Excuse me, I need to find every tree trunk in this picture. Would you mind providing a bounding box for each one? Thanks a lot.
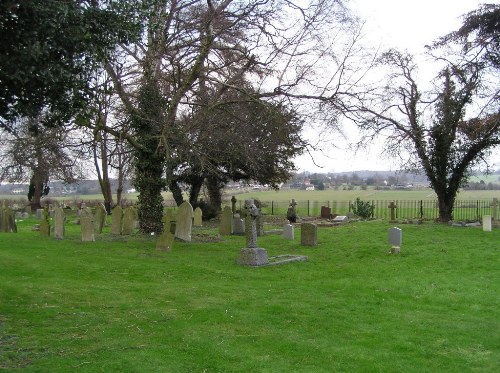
[206,176,224,213]
[188,177,204,206]
[436,192,455,223]
[169,179,184,206]
[93,132,114,214]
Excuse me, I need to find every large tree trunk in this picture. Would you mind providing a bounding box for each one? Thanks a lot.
[206,176,224,213]
[188,176,204,206]
[169,179,184,206]
[436,191,455,223]
[93,130,114,214]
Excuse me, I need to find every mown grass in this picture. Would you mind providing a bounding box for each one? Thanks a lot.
[1,216,499,372]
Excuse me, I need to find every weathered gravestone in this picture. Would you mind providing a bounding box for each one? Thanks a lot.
[39,207,51,237]
[332,215,348,223]
[490,198,500,228]
[219,206,233,235]
[193,207,203,227]
[122,207,138,235]
[388,227,402,254]
[320,206,332,219]
[283,223,294,240]
[157,211,176,252]
[53,205,65,239]
[80,208,95,242]
[175,201,194,242]
[233,214,245,235]
[94,203,107,234]
[300,223,317,246]
[388,201,397,222]
[483,215,492,232]
[238,199,269,266]
[0,201,17,233]
[36,208,44,220]
[111,205,123,235]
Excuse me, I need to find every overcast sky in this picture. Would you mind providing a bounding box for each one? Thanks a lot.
[294,0,496,173]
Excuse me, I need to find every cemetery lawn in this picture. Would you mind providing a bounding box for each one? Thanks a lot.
[1,218,499,372]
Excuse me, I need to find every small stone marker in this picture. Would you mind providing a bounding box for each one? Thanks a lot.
[80,209,95,242]
[332,215,348,222]
[283,223,294,240]
[219,206,233,235]
[388,201,397,222]
[53,205,65,239]
[233,216,245,235]
[39,207,50,237]
[193,207,203,227]
[94,203,107,234]
[388,227,402,254]
[301,223,317,246]
[111,205,123,235]
[483,215,492,232]
[175,201,194,242]
[122,207,138,235]
[36,209,44,220]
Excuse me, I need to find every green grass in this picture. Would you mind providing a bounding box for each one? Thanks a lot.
[1,215,499,372]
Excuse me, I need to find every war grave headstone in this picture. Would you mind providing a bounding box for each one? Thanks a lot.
[300,222,317,246]
[122,207,138,235]
[483,215,492,232]
[111,205,123,235]
[80,208,95,242]
[219,205,233,235]
[388,227,402,254]
[53,204,65,239]
[283,223,294,240]
[39,207,51,237]
[233,213,245,235]
[388,201,397,222]
[0,201,17,233]
[193,207,203,227]
[175,201,194,242]
[94,203,107,234]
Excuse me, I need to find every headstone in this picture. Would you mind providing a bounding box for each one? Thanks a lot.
[0,202,17,233]
[175,201,194,242]
[53,205,65,239]
[388,227,402,254]
[193,207,203,227]
[320,206,332,219]
[156,219,175,252]
[490,198,499,221]
[238,199,269,266]
[122,207,138,235]
[283,224,294,240]
[300,223,317,246]
[36,209,44,220]
[219,206,233,235]
[39,207,50,237]
[231,196,237,215]
[388,201,397,222]
[162,210,177,234]
[483,215,492,232]
[233,217,245,235]
[111,205,123,235]
[94,203,107,234]
[80,209,95,242]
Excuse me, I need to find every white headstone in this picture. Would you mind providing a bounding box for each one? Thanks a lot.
[332,215,348,222]
[283,224,294,240]
[388,227,402,253]
[483,215,492,232]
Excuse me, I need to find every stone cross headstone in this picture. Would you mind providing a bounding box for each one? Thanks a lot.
[53,205,65,239]
[388,201,397,222]
[80,209,95,242]
[231,196,237,215]
[300,223,317,246]
[122,207,138,235]
[388,227,402,254]
[111,205,123,235]
[39,207,51,237]
[219,206,233,235]
[156,217,175,252]
[175,201,194,242]
[238,199,269,266]
[193,207,203,227]
[94,203,107,234]
[483,215,492,232]
[283,223,294,240]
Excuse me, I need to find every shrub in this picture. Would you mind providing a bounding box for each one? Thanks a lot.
[351,198,374,219]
